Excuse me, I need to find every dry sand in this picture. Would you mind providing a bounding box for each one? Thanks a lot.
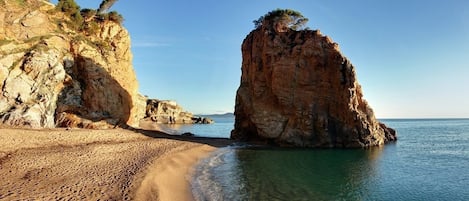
[0,128,231,200]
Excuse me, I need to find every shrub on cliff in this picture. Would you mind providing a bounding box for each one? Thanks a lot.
[80,8,97,21]
[56,0,124,32]
[108,11,124,24]
[95,12,124,24]
[56,0,83,29]
[56,0,80,15]
[254,9,308,32]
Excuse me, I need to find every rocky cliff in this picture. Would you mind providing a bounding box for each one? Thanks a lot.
[145,99,213,124]
[0,0,145,128]
[231,24,396,148]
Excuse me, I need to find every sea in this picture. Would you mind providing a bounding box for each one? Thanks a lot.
[159,117,469,201]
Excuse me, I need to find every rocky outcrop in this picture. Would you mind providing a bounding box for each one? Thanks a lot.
[54,20,143,128]
[231,25,396,148]
[0,0,145,128]
[145,99,213,124]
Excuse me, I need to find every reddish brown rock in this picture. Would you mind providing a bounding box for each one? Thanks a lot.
[231,27,396,148]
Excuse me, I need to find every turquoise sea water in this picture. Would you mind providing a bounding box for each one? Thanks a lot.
[147,115,234,138]
[179,118,469,200]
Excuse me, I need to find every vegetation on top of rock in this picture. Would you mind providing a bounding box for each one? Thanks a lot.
[0,0,142,129]
[253,9,309,32]
[56,0,80,15]
[56,0,83,29]
[55,0,123,31]
[80,8,97,21]
[97,11,124,24]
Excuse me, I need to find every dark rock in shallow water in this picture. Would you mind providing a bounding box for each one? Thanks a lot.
[231,24,396,148]
[181,132,195,137]
[192,117,214,124]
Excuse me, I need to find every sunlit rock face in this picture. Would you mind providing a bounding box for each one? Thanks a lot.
[145,99,214,124]
[231,26,396,148]
[0,0,144,128]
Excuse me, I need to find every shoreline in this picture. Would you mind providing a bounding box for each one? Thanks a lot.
[134,144,216,201]
[0,128,230,200]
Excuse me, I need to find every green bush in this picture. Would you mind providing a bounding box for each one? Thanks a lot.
[95,11,124,25]
[80,8,97,21]
[56,0,80,15]
[108,11,124,24]
[56,0,83,30]
[254,9,308,31]
[82,21,100,35]
[56,0,124,32]
[71,11,84,27]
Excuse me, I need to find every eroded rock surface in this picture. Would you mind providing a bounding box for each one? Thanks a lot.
[231,26,396,148]
[145,99,213,124]
[0,0,144,128]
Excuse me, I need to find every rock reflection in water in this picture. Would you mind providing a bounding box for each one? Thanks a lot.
[198,147,384,201]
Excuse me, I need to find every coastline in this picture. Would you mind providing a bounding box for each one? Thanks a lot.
[0,128,228,200]
[134,144,215,201]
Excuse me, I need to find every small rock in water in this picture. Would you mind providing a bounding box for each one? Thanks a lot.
[181,132,195,137]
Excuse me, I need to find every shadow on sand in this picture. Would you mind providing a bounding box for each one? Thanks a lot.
[55,55,234,147]
[129,127,235,148]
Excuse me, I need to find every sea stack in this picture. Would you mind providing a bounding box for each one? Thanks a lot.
[231,9,396,148]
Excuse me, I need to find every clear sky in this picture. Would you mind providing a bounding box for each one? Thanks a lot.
[51,0,469,118]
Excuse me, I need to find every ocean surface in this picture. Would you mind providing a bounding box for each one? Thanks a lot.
[168,117,469,200]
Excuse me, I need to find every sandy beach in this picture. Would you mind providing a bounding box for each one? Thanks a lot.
[0,128,231,200]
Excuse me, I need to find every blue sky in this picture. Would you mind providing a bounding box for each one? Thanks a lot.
[52,0,469,118]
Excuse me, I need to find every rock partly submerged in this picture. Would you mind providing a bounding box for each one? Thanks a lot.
[231,14,396,148]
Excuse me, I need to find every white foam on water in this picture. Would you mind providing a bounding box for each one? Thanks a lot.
[191,147,231,201]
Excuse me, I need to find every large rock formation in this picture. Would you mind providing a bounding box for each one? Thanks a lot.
[0,0,145,128]
[231,21,396,148]
[145,99,213,124]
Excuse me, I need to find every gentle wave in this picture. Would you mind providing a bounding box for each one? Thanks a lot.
[191,147,237,201]
[189,119,469,201]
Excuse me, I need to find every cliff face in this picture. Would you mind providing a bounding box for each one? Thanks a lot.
[231,26,396,148]
[145,99,213,124]
[0,0,145,128]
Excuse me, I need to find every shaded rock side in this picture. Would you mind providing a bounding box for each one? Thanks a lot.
[231,28,396,148]
[145,99,213,124]
[0,0,144,128]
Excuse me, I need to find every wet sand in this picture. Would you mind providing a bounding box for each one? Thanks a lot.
[0,128,231,200]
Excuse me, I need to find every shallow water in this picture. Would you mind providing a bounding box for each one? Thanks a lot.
[151,116,234,138]
[188,118,469,200]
